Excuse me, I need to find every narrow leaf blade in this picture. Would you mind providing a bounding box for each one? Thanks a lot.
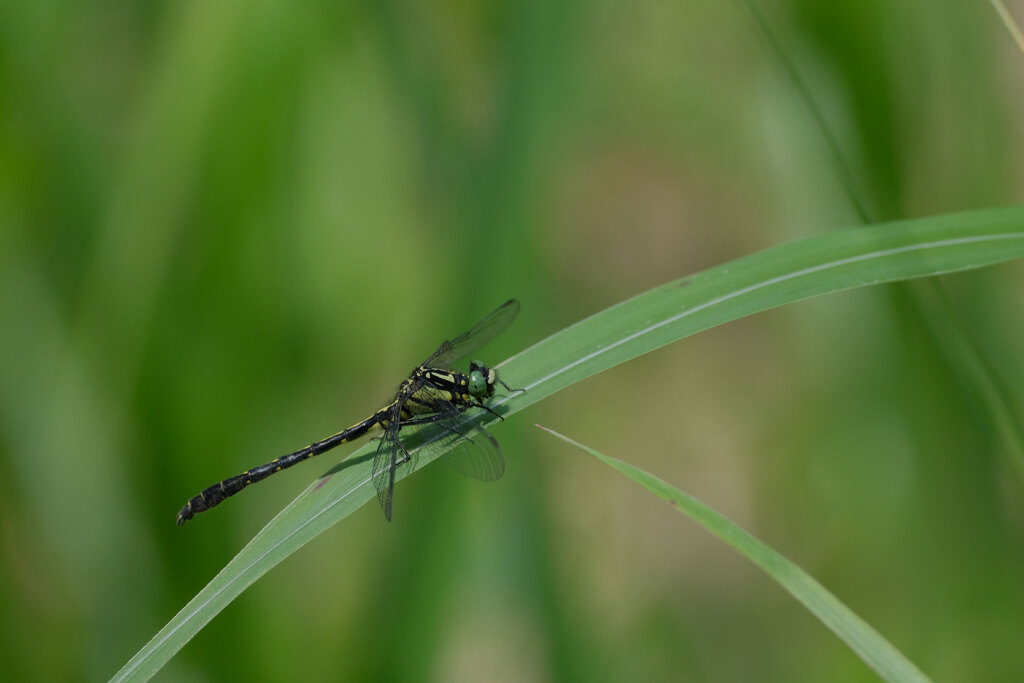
[537,425,933,683]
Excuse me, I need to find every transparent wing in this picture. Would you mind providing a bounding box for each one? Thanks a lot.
[370,400,409,522]
[370,381,469,520]
[440,428,505,482]
[424,299,520,370]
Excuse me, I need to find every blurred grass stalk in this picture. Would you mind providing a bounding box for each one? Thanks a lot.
[742,0,1024,483]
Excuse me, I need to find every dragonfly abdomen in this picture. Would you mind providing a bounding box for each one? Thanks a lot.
[175,411,387,525]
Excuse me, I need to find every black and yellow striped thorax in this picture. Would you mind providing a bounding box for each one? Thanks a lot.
[399,361,498,420]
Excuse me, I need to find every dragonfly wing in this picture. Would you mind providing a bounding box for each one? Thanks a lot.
[440,428,505,482]
[370,401,408,521]
[408,379,506,481]
[424,299,519,369]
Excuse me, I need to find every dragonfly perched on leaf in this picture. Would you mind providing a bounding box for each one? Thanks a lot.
[176,299,521,524]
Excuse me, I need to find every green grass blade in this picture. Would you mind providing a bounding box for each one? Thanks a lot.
[536,426,933,683]
[497,207,1024,408]
[111,447,380,682]
[114,206,1024,681]
[989,0,1024,56]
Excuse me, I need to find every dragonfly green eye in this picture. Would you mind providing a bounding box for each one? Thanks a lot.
[468,368,488,397]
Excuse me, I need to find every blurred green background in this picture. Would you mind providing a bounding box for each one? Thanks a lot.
[3,1,1024,681]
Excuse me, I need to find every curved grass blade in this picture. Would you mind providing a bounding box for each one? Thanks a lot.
[536,425,933,683]
[114,206,1024,682]
[491,207,1024,412]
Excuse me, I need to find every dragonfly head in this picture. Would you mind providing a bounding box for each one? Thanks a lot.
[467,360,497,399]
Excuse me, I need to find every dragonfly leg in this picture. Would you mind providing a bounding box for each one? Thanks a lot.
[394,436,414,468]
[473,401,505,422]
[498,378,525,396]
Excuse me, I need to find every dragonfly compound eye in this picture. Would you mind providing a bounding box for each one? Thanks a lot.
[468,368,488,397]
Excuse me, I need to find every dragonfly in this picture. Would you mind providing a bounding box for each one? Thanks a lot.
[176,299,520,525]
